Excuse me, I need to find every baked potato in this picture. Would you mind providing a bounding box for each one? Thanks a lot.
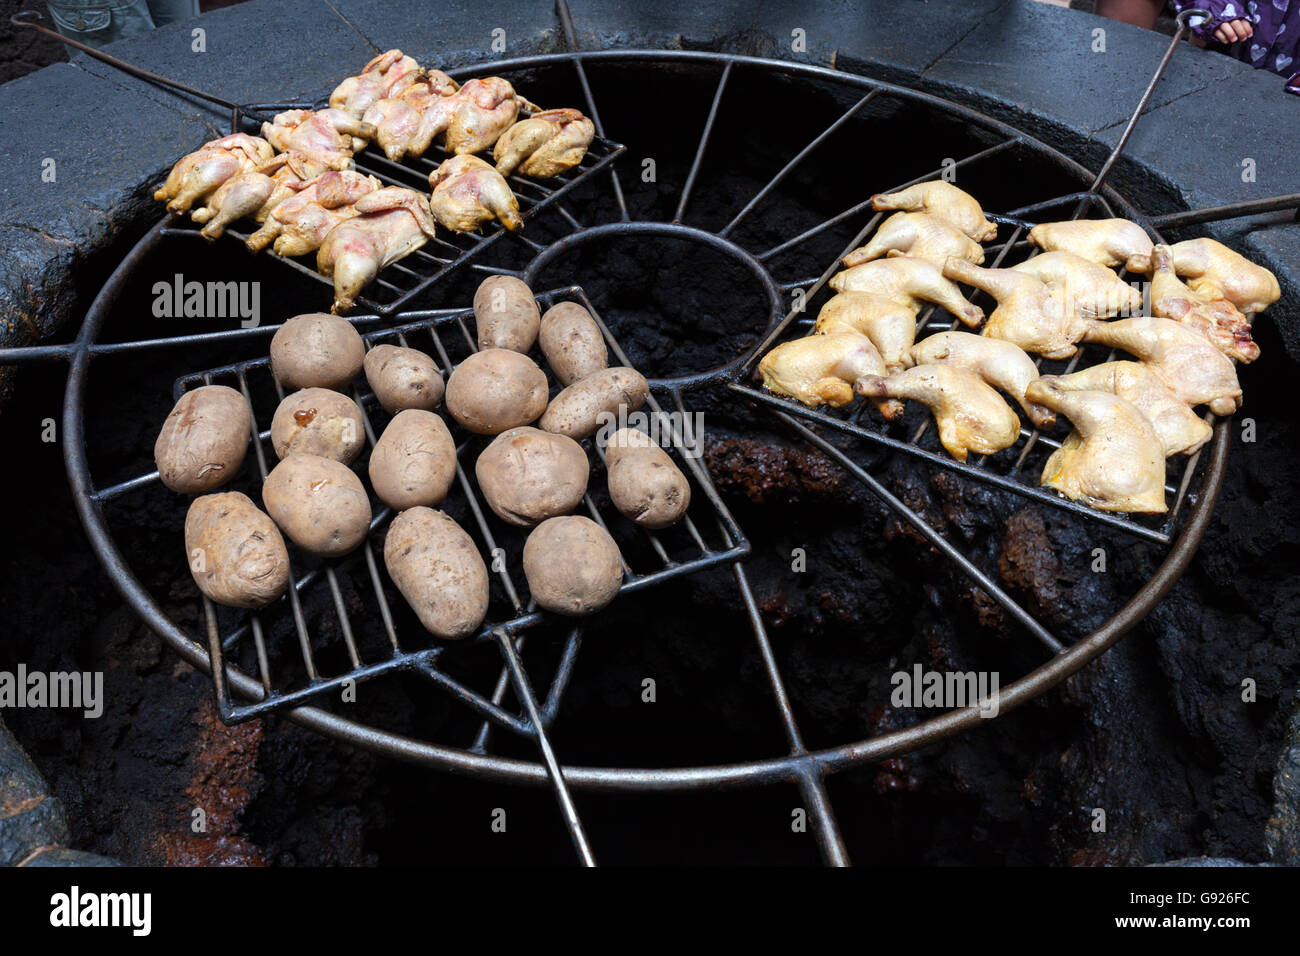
[474,426,589,526]
[270,312,365,390]
[184,492,289,608]
[522,515,624,616]
[473,275,541,353]
[363,344,444,413]
[270,387,366,464]
[262,453,372,557]
[538,301,607,386]
[383,506,489,639]
[538,367,648,440]
[154,384,253,494]
[604,427,691,529]
[444,348,549,435]
[368,409,458,510]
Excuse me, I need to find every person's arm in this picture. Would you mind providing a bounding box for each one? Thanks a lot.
[1166,1,1255,44]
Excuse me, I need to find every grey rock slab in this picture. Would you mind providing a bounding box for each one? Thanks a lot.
[1266,691,1300,863]
[0,718,71,867]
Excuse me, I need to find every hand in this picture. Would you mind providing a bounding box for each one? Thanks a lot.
[1213,18,1254,44]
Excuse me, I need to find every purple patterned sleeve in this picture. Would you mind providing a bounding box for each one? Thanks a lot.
[1166,0,1256,39]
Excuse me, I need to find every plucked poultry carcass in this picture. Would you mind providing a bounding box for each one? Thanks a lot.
[943,259,1090,359]
[812,291,917,374]
[317,187,439,314]
[1027,218,1154,274]
[758,331,904,420]
[1166,237,1281,314]
[1079,316,1242,416]
[189,152,328,240]
[153,134,274,214]
[493,108,595,178]
[329,49,424,120]
[361,69,461,162]
[909,330,1054,429]
[870,181,998,242]
[1037,362,1212,457]
[856,365,1021,462]
[443,77,525,154]
[428,155,522,232]
[842,212,985,268]
[261,108,376,170]
[829,257,984,327]
[1150,244,1259,364]
[1009,251,1143,319]
[245,170,380,256]
[1024,380,1167,514]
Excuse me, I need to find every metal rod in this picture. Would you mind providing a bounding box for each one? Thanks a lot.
[674,61,733,224]
[495,629,597,866]
[1150,193,1300,229]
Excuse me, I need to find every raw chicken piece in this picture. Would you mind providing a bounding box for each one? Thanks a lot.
[1027,218,1154,274]
[261,108,375,169]
[245,170,380,256]
[829,257,984,327]
[153,134,274,214]
[493,108,595,178]
[1010,252,1142,318]
[1167,237,1280,314]
[758,331,904,419]
[329,50,425,120]
[812,291,917,373]
[428,155,522,232]
[909,330,1054,429]
[190,152,328,240]
[444,77,521,154]
[943,259,1089,359]
[856,365,1020,462]
[317,187,439,314]
[1150,244,1259,364]
[1039,362,1211,457]
[1024,379,1167,513]
[870,181,998,242]
[361,70,461,162]
[842,212,985,268]
[1080,317,1242,416]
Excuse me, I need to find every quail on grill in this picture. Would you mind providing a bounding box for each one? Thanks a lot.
[245,169,381,256]
[1038,362,1212,457]
[153,133,275,214]
[428,154,523,233]
[1024,380,1167,514]
[189,151,329,241]
[870,181,998,242]
[361,69,461,162]
[909,330,1055,429]
[842,212,986,268]
[1166,237,1281,314]
[1150,244,1259,364]
[1026,218,1154,274]
[261,108,375,170]
[812,291,917,374]
[829,256,984,327]
[329,49,425,121]
[856,364,1021,462]
[443,77,523,154]
[943,258,1090,359]
[1079,316,1242,416]
[317,186,440,314]
[1009,251,1143,319]
[758,331,904,420]
[493,108,595,178]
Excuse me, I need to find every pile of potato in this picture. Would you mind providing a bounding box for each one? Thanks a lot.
[154,277,693,642]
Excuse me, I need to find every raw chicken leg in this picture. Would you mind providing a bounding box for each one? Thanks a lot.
[1010,251,1142,318]
[856,365,1020,462]
[153,134,274,214]
[909,330,1054,429]
[943,259,1090,359]
[829,257,984,326]
[493,108,595,178]
[1039,362,1211,456]
[842,212,986,267]
[1167,237,1280,314]
[1079,317,1242,416]
[428,155,522,232]
[317,187,439,314]
[1027,218,1153,273]
[758,331,904,419]
[1150,244,1259,363]
[870,181,998,242]
[812,291,917,373]
[1024,379,1167,513]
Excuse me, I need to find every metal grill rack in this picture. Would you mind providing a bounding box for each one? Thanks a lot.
[172,287,748,727]
[3,2,1297,865]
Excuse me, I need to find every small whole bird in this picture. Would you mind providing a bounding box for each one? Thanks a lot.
[428,154,523,233]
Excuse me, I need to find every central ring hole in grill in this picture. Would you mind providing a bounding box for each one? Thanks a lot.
[522,222,780,383]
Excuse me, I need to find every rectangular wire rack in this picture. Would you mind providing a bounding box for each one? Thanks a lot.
[175,285,749,724]
[161,101,625,317]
